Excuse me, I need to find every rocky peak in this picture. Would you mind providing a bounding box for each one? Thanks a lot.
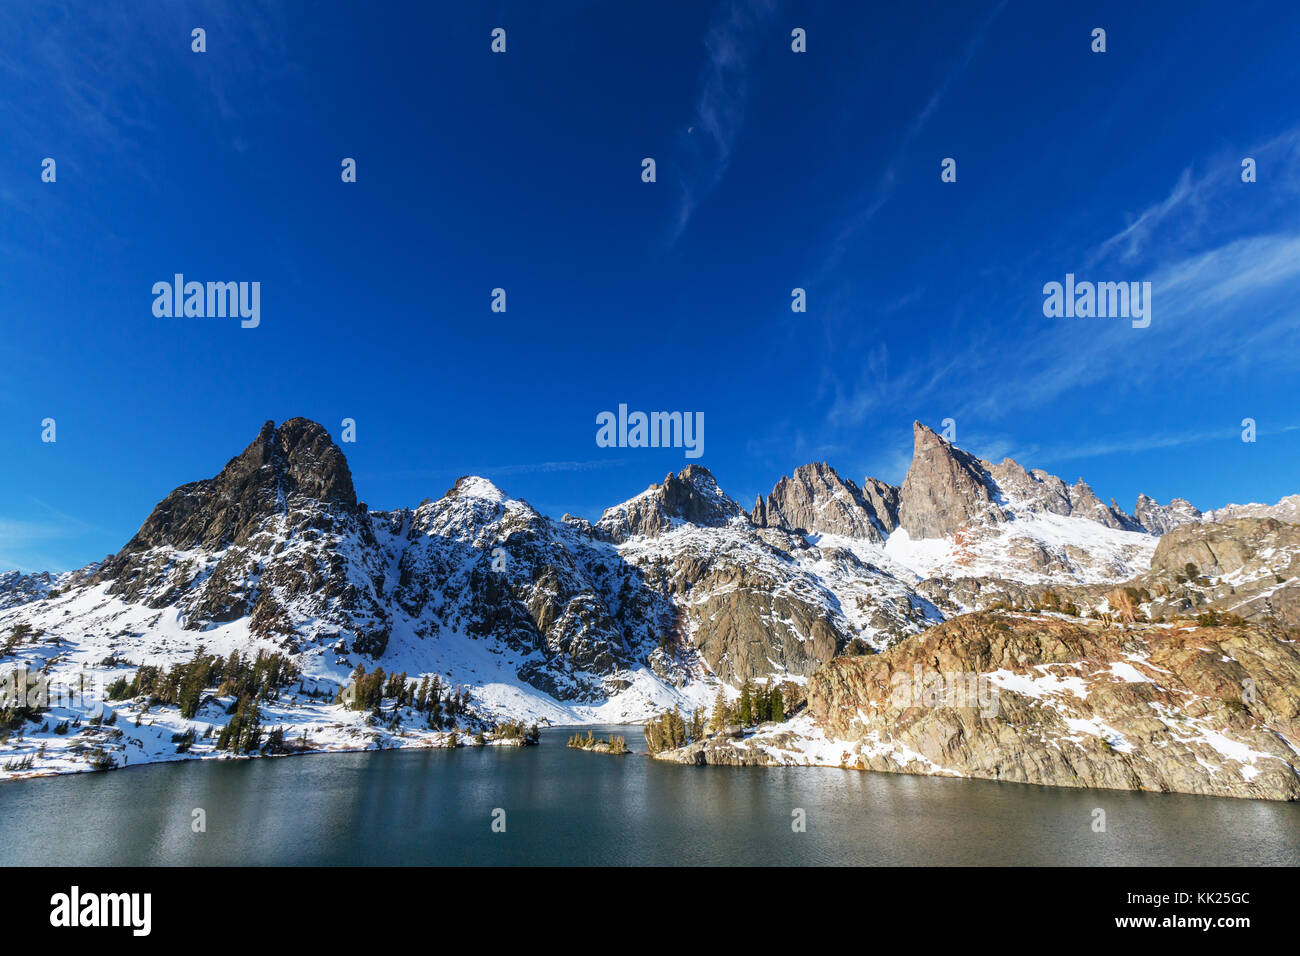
[103,418,357,562]
[898,422,1004,539]
[596,465,745,543]
[659,465,738,522]
[860,476,901,533]
[89,416,365,611]
[987,459,1073,516]
[260,418,356,505]
[81,419,387,648]
[752,462,889,542]
[1066,479,1131,530]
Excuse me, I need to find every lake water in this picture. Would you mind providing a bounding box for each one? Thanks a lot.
[1,725,1296,865]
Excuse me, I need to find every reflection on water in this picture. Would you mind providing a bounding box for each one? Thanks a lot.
[1,726,1296,865]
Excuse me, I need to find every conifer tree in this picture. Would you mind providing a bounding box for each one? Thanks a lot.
[738,680,754,726]
[709,686,729,734]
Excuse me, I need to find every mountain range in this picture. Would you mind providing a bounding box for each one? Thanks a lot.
[2,417,1297,798]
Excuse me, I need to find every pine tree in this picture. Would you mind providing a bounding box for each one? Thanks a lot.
[738,680,753,726]
[709,687,729,734]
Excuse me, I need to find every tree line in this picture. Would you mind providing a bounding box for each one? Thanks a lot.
[337,664,469,730]
[642,680,786,755]
[106,645,300,720]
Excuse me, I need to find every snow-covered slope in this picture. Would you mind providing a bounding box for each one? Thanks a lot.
[883,494,1157,585]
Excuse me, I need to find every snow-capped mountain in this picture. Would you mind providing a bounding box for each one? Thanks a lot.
[1204,494,1300,525]
[1134,493,1204,535]
[1,416,1295,780]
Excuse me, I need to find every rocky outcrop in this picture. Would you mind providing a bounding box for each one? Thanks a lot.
[89,419,390,648]
[1151,517,1297,580]
[653,734,782,766]
[596,465,746,543]
[618,526,852,684]
[99,418,359,565]
[1135,494,1203,535]
[751,462,890,542]
[1138,518,1300,627]
[1205,494,1300,525]
[898,422,1005,539]
[802,611,1300,800]
[0,567,98,611]
[860,477,901,533]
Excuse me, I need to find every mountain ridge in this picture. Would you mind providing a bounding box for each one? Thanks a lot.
[2,417,1296,796]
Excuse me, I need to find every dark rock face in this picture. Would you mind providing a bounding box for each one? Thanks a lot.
[751,462,890,542]
[685,559,841,683]
[595,465,746,543]
[98,418,359,567]
[898,422,1004,538]
[91,419,386,647]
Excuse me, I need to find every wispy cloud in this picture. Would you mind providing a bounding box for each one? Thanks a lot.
[949,231,1300,419]
[817,0,1007,279]
[978,422,1300,479]
[1089,126,1300,268]
[0,2,297,184]
[668,0,779,244]
[797,118,1300,479]
[1090,168,1197,265]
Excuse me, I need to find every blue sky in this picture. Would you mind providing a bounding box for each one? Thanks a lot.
[2,0,1299,571]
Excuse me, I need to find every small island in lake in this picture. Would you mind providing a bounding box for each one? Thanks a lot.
[567,730,629,755]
